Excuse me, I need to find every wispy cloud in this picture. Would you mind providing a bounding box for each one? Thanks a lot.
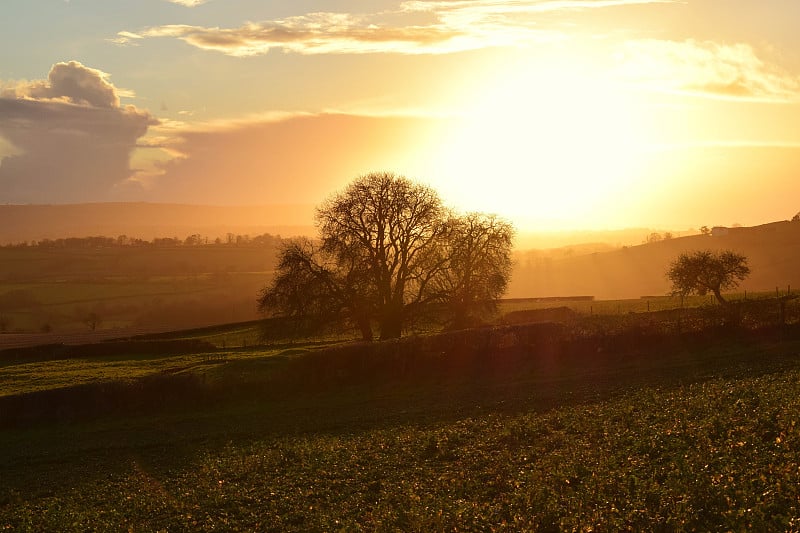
[617,39,800,102]
[401,0,679,16]
[167,0,209,6]
[127,17,472,56]
[115,0,677,56]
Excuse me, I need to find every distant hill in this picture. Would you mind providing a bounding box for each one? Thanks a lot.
[514,227,691,249]
[0,203,316,244]
[3,204,798,302]
[509,221,800,300]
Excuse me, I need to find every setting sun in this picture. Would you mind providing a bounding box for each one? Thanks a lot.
[426,56,650,229]
[2,1,800,230]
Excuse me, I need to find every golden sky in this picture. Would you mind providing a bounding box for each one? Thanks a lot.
[1,0,799,231]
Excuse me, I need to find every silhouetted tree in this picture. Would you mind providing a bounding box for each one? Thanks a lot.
[433,213,514,329]
[84,311,102,331]
[646,232,662,244]
[257,238,374,340]
[699,225,711,235]
[667,250,750,305]
[258,172,515,340]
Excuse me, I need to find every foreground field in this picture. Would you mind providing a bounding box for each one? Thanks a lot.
[2,324,800,530]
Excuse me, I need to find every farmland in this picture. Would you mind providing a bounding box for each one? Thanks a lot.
[0,241,279,334]
[2,223,800,530]
[2,304,800,530]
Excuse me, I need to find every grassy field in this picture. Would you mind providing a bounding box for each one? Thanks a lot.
[0,244,278,333]
[2,314,800,530]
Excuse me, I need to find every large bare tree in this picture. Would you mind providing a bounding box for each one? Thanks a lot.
[258,172,515,340]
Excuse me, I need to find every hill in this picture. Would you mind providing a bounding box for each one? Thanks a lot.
[509,220,800,299]
[0,203,315,244]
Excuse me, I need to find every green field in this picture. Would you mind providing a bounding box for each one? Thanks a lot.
[2,313,800,530]
[0,244,278,333]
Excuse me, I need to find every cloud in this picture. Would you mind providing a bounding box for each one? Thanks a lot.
[118,16,471,56]
[167,0,209,6]
[401,0,677,16]
[7,61,120,108]
[617,39,800,102]
[0,62,157,203]
[116,0,677,56]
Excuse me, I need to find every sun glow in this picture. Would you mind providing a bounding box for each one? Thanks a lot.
[429,57,652,230]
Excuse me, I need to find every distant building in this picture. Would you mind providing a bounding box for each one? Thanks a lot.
[711,226,729,237]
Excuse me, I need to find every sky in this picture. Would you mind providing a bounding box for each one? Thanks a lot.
[1,0,800,232]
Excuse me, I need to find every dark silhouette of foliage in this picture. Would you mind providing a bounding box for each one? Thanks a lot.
[84,312,102,331]
[434,213,514,329]
[258,172,514,340]
[257,238,374,340]
[667,250,750,305]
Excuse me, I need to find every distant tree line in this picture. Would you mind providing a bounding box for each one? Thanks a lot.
[1,233,284,249]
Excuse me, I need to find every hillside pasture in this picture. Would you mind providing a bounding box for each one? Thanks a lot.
[0,244,278,334]
[2,317,800,530]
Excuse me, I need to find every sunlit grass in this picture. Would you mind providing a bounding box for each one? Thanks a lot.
[2,345,799,531]
[0,349,282,397]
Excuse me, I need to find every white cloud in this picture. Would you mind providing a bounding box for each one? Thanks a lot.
[116,0,677,56]
[9,61,120,108]
[617,39,800,102]
[167,0,209,6]
[0,62,157,203]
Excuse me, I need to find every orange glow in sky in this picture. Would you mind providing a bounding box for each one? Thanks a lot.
[2,1,800,232]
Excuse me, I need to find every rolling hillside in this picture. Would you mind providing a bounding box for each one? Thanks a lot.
[0,203,315,244]
[509,220,800,299]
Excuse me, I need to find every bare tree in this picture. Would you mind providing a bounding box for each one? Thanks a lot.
[315,172,448,339]
[257,238,374,341]
[667,250,750,305]
[258,172,515,340]
[646,232,663,244]
[84,311,102,331]
[433,213,515,329]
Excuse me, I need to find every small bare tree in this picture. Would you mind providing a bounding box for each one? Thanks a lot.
[667,250,750,305]
[85,311,102,331]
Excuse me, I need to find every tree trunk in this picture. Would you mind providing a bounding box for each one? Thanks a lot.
[356,316,373,342]
[379,305,404,340]
[712,287,728,306]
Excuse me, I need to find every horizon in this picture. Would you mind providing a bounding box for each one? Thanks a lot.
[1,200,793,251]
[2,2,800,231]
